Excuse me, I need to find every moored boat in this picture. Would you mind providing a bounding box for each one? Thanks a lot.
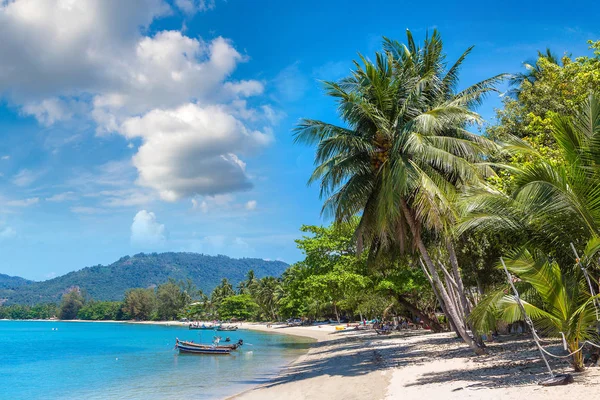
[216,325,238,331]
[176,338,243,350]
[175,343,231,355]
[188,323,220,330]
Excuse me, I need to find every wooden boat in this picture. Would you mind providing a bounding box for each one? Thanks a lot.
[176,343,231,355]
[216,325,238,331]
[188,324,220,330]
[176,338,243,350]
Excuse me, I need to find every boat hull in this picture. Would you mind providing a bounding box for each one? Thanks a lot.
[176,344,231,355]
[177,340,240,350]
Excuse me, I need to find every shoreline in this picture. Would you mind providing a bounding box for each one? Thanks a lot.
[8,319,600,399]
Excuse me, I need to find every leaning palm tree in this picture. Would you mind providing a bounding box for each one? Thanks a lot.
[295,29,506,354]
[469,249,600,371]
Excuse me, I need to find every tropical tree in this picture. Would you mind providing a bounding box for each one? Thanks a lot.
[58,289,85,320]
[156,279,193,320]
[295,29,505,354]
[469,249,600,371]
[508,48,561,97]
[211,278,236,312]
[463,94,600,262]
[122,288,156,320]
[218,294,259,320]
[254,276,282,320]
[237,270,259,295]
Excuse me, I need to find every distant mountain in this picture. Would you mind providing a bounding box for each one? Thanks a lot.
[0,274,33,305]
[0,273,33,290]
[0,252,288,305]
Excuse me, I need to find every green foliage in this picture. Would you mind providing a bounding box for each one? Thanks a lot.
[488,41,600,190]
[58,290,84,320]
[470,249,600,371]
[0,303,57,319]
[77,301,123,320]
[210,278,236,308]
[217,295,259,320]
[156,279,194,320]
[122,288,156,320]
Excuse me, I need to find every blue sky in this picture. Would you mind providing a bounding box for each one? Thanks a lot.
[0,0,597,280]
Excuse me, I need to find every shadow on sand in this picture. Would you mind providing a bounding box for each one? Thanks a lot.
[239,330,578,390]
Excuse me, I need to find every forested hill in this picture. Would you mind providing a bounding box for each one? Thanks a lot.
[0,253,288,305]
[0,273,33,289]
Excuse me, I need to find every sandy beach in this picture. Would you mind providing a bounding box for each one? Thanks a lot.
[232,324,600,400]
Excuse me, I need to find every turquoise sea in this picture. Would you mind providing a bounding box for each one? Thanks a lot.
[0,321,312,400]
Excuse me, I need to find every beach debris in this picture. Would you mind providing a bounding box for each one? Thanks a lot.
[538,374,573,386]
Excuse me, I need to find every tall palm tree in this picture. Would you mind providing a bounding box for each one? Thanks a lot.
[237,270,258,295]
[295,29,506,354]
[255,277,282,321]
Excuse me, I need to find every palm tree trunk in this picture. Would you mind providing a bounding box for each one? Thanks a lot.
[401,199,486,355]
[446,239,485,348]
[446,239,473,314]
[419,259,459,335]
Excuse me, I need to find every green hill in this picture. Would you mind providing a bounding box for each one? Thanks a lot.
[0,252,288,305]
[0,273,33,290]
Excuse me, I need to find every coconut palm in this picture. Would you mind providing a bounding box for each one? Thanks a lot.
[254,276,282,321]
[295,29,506,354]
[508,48,561,98]
[469,248,600,371]
[461,93,600,262]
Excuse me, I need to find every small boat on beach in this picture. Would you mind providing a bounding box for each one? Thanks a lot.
[176,343,231,355]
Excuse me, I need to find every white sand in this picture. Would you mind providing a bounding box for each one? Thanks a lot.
[232,325,600,400]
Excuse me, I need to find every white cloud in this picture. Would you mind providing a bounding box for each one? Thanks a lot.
[131,210,166,247]
[98,189,154,207]
[21,98,73,125]
[192,194,234,212]
[5,197,40,207]
[174,0,215,15]
[46,192,77,202]
[12,169,42,187]
[121,103,271,201]
[0,0,274,202]
[245,200,257,210]
[1,155,10,160]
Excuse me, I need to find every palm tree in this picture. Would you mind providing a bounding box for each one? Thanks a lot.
[462,94,600,261]
[237,270,258,295]
[469,249,599,371]
[255,277,282,320]
[509,48,561,97]
[295,29,506,354]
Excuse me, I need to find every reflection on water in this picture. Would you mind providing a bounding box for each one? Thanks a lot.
[0,321,313,400]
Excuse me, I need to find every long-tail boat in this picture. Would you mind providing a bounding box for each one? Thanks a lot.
[176,338,243,350]
[188,323,220,330]
[175,342,231,355]
[216,325,238,331]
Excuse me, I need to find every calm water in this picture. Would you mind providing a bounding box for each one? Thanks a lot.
[0,321,313,399]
